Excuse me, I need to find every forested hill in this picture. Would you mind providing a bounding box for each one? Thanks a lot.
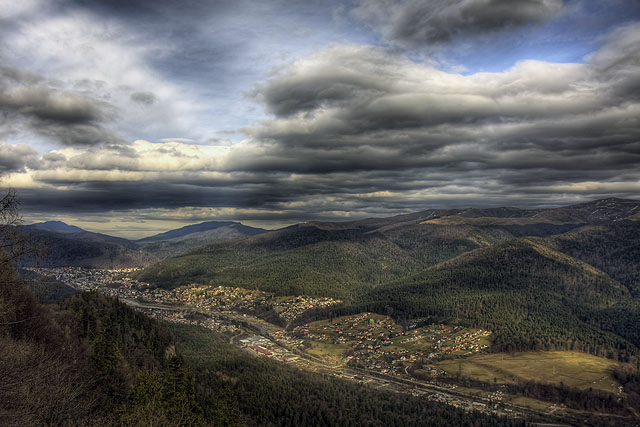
[542,221,640,297]
[16,225,157,268]
[137,198,640,297]
[0,266,212,425]
[136,220,514,296]
[295,238,639,363]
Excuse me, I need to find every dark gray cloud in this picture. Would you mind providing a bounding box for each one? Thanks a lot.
[352,0,564,47]
[235,24,640,200]
[0,66,125,146]
[3,1,640,235]
[11,24,640,230]
[0,86,107,124]
[0,142,39,173]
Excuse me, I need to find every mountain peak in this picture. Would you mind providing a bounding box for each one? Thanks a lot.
[27,221,85,233]
[137,220,266,243]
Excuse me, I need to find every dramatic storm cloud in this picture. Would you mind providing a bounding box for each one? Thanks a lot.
[0,0,639,237]
[352,0,564,46]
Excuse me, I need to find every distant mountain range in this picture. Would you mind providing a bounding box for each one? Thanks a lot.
[17,197,640,273]
[138,197,640,294]
[15,219,268,268]
[135,221,267,258]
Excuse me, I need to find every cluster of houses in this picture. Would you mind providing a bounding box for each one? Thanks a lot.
[180,285,271,312]
[29,268,342,326]
[27,266,137,292]
[273,295,341,322]
[289,313,493,377]
[177,285,342,323]
[136,306,240,335]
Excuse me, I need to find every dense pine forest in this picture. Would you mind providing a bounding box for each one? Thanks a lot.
[0,263,210,425]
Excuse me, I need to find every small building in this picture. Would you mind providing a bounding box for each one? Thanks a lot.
[250,345,273,356]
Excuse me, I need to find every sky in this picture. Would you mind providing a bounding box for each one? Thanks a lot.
[1,0,640,238]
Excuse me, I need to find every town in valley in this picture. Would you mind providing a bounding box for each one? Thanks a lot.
[28,266,603,422]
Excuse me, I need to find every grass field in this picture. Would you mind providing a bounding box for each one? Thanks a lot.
[307,341,350,358]
[435,351,622,394]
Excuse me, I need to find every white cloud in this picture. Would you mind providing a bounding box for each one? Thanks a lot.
[0,6,208,147]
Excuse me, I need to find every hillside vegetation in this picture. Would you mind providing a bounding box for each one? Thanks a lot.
[171,323,525,427]
[0,266,210,425]
[137,222,518,297]
[135,198,640,362]
[543,222,640,296]
[16,226,157,268]
[296,239,640,362]
[139,198,640,298]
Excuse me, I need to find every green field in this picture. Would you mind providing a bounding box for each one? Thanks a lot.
[435,351,622,394]
[307,341,350,359]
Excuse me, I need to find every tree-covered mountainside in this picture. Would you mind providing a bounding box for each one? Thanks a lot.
[0,265,211,425]
[136,222,514,297]
[18,268,77,303]
[138,198,640,298]
[324,239,640,361]
[543,222,640,297]
[15,226,157,268]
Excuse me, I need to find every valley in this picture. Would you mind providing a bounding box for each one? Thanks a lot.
[4,2,640,424]
[11,198,640,426]
[28,263,636,425]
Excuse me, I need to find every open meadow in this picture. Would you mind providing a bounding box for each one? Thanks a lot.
[435,351,622,394]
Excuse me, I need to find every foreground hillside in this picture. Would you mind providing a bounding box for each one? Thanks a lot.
[0,267,208,425]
